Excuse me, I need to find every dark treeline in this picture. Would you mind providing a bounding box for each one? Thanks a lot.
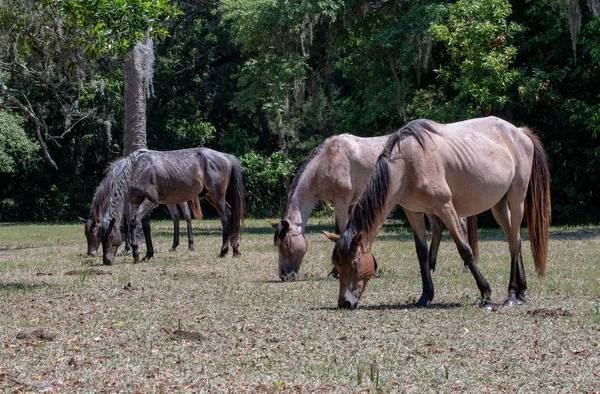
[0,0,598,224]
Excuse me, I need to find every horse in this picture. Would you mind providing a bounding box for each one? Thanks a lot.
[79,200,200,258]
[271,134,477,281]
[98,147,245,265]
[324,117,551,310]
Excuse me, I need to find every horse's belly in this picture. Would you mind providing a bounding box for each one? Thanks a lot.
[448,174,513,217]
[157,178,203,204]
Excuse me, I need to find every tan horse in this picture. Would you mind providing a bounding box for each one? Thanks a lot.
[324,117,551,310]
[271,134,477,281]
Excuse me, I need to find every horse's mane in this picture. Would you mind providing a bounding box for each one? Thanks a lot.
[99,150,147,232]
[333,119,437,264]
[274,144,324,247]
[88,159,128,221]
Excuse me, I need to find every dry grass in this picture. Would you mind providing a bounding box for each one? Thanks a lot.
[1,219,599,393]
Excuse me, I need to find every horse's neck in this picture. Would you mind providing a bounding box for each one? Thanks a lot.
[283,182,318,231]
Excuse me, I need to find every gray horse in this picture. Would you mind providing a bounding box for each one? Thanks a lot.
[97,148,245,265]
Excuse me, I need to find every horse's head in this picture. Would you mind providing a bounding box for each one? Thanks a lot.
[99,218,122,265]
[79,216,100,256]
[271,219,307,281]
[324,229,375,310]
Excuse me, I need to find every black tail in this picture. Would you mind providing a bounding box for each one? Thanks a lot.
[226,155,245,240]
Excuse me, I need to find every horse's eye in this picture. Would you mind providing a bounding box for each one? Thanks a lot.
[352,259,358,268]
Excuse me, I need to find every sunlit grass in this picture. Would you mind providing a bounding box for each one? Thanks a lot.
[0,219,599,392]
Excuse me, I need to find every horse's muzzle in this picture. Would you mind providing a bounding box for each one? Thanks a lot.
[338,298,358,310]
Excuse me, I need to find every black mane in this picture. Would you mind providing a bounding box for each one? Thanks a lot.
[333,119,437,264]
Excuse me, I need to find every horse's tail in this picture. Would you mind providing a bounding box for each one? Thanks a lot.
[188,197,203,220]
[226,155,245,239]
[467,215,479,264]
[524,129,552,277]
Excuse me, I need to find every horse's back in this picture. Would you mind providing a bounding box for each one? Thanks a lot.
[312,134,389,203]
[393,117,535,217]
[130,149,208,205]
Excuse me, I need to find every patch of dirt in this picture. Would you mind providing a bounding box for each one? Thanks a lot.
[171,330,203,341]
[527,308,572,318]
[64,268,112,276]
[16,329,56,341]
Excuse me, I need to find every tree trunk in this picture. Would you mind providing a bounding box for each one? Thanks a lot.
[123,38,154,155]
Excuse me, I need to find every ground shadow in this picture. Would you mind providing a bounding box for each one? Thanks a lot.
[0,282,46,292]
[315,302,462,311]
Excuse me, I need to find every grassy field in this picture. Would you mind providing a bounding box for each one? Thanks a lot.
[1,219,599,393]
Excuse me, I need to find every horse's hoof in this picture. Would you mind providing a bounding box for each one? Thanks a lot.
[481,300,497,311]
[280,272,298,282]
[233,251,241,258]
[133,255,141,264]
[415,295,432,307]
[503,298,518,308]
[188,246,194,252]
[170,247,178,252]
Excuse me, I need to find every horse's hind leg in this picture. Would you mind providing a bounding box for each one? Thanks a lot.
[168,204,180,251]
[437,204,494,310]
[427,213,443,272]
[181,202,194,251]
[405,210,434,306]
[491,196,527,307]
[210,196,231,258]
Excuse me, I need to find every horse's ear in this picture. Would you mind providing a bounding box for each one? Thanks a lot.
[281,219,290,230]
[78,217,86,223]
[268,220,279,229]
[322,230,339,243]
[352,231,364,247]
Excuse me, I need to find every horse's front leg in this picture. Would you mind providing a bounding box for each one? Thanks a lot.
[141,215,154,261]
[406,210,434,307]
[427,213,443,272]
[328,201,352,279]
[131,200,158,263]
[120,205,132,255]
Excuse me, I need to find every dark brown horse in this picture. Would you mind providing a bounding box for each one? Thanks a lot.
[98,148,244,265]
[271,134,477,281]
[325,117,551,310]
[79,200,200,258]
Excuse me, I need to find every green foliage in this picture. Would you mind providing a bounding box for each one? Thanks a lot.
[239,151,295,217]
[0,111,38,174]
[53,0,181,57]
[429,0,522,117]
[220,126,258,157]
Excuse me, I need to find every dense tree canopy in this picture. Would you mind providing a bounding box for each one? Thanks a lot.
[0,0,598,224]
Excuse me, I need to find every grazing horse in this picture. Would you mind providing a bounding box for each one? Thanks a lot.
[271,134,477,281]
[324,117,551,310]
[79,200,200,258]
[79,153,202,258]
[98,148,245,265]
